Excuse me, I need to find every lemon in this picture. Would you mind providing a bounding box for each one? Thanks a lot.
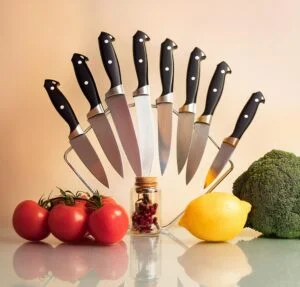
[179,192,251,242]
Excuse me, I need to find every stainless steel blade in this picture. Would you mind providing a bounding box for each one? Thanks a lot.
[70,134,109,187]
[186,123,210,184]
[176,112,195,174]
[88,114,123,177]
[106,94,142,176]
[134,95,155,176]
[157,103,173,175]
[204,142,235,188]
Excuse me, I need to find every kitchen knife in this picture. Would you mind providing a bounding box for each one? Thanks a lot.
[71,53,123,177]
[133,31,155,176]
[44,80,109,187]
[186,61,231,184]
[99,32,142,176]
[156,38,177,175]
[177,47,206,174]
[204,91,265,188]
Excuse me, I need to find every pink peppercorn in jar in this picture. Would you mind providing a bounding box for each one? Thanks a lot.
[130,177,161,235]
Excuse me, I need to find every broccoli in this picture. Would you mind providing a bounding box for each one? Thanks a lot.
[233,149,300,238]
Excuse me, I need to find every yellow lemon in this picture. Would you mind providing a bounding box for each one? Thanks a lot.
[179,192,251,242]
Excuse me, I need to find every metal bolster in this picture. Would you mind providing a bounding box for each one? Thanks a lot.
[196,115,212,125]
[223,136,239,147]
[133,85,150,97]
[156,93,174,105]
[69,125,84,140]
[87,104,105,119]
[179,103,196,113]
[105,85,125,98]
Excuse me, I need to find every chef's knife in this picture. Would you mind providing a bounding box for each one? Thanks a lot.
[71,53,123,177]
[99,32,142,176]
[133,31,155,176]
[177,47,206,174]
[156,38,177,175]
[204,91,265,188]
[186,61,231,184]
[44,80,109,187]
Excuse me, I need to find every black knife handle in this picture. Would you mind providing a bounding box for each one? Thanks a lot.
[230,92,265,139]
[133,30,150,88]
[98,32,122,88]
[185,47,206,105]
[44,80,79,133]
[71,53,101,109]
[202,61,231,116]
[160,38,177,95]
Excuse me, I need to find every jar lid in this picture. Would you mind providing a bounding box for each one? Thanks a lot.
[135,176,157,187]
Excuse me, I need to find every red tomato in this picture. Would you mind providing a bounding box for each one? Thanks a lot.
[88,204,129,245]
[48,204,88,242]
[13,200,50,241]
[102,196,116,206]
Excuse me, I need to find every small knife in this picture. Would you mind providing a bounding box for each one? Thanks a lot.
[177,47,206,174]
[133,31,155,176]
[99,32,142,177]
[186,61,231,184]
[71,53,123,177]
[44,80,109,187]
[156,38,177,175]
[204,91,265,188]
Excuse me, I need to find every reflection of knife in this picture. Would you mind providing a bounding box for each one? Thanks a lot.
[71,53,123,177]
[133,31,155,176]
[177,47,206,174]
[44,80,109,187]
[186,61,231,184]
[204,92,265,188]
[156,38,177,175]
[99,32,142,176]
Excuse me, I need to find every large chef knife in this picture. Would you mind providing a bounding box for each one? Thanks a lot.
[204,91,265,188]
[177,47,206,174]
[44,80,109,187]
[71,53,123,177]
[156,38,177,175]
[132,31,155,176]
[186,61,231,184]
[98,32,142,176]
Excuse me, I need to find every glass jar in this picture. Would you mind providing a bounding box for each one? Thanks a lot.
[130,177,161,235]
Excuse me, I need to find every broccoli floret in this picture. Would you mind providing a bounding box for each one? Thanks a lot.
[233,150,300,238]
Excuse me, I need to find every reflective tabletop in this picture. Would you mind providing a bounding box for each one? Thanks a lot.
[0,227,299,287]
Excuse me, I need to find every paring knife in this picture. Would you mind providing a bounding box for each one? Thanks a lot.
[156,38,177,175]
[44,80,109,187]
[133,31,155,176]
[204,91,265,188]
[186,61,231,184]
[71,53,123,177]
[177,47,206,174]
[99,32,142,177]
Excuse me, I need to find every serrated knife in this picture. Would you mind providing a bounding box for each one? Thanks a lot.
[204,91,265,188]
[71,53,123,177]
[186,61,231,184]
[132,31,155,176]
[177,47,206,174]
[156,38,177,175]
[44,80,109,187]
[98,32,142,176]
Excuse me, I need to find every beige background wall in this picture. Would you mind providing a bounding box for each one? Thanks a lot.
[1,0,300,227]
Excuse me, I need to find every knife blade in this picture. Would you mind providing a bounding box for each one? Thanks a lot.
[44,80,109,187]
[132,31,155,176]
[156,38,177,175]
[177,47,206,174]
[71,53,123,177]
[99,32,142,177]
[186,61,231,184]
[204,91,265,188]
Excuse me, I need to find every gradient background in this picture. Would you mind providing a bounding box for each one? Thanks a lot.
[1,0,299,227]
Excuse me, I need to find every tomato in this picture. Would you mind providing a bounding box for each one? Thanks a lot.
[13,200,50,241]
[102,196,116,206]
[48,204,88,242]
[88,204,129,245]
